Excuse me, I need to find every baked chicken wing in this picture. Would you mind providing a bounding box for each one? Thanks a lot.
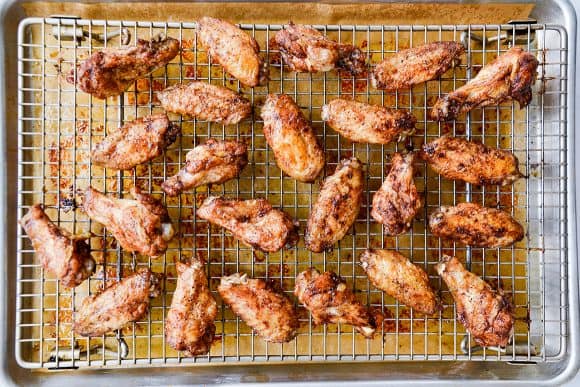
[429,202,524,248]
[197,196,298,252]
[67,35,179,99]
[20,204,95,288]
[162,139,248,196]
[295,268,375,338]
[218,273,299,343]
[436,255,514,347]
[321,98,416,144]
[83,186,175,257]
[305,158,363,253]
[371,152,422,235]
[432,47,539,121]
[73,269,162,336]
[260,94,325,183]
[157,81,252,125]
[372,41,465,91]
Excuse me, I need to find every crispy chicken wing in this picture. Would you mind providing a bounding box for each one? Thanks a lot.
[321,98,416,144]
[162,139,248,196]
[218,273,299,343]
[305,158,363,253]
[371,152,422,235]
[165,258,218,356]
[360,249,438,315]
[157,81,252,125]
[197,196,298,252]
[67,35,179,99]
[295,268,375,338]
[372,41,465,91]
[261,94,325,182]
[197,17,268,87]
[20,204,95,288]
[429,202,524,248]
[432,47,539,121]
[420,136,522,186]
[83,186,175,257]
[436,255,514,347]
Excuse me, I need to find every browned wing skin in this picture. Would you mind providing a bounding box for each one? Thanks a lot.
[157,81,252,125]
[432,47,539,121]
[73,269,162,336]
[91,114,180,170]
[429,202,524,248]
[82,186,175,257]
[372,41,465,91]
[305,158,364,253]
[419,136,522,186]
[165,259,218,356]
[67,35,179,99]
[197,17,268,87]
[20,205,95,288]
[162,139,248,196]
[371,152,422,235]
[436,255,514,347]
[295,268,375,338]
[218,273,299,343]
[321,98,416,144]
[261,94,325,182]
[196,196,298,253]
[359,249,438,315]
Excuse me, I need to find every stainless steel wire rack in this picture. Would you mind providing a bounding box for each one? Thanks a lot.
[16,17,569,369]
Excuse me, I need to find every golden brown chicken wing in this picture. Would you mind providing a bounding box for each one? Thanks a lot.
[419,136,523,186]
[165,258,218,356]
[436,255,514,347]
[260,94,325,183]
[73,269,162,337]
[371,41,465,91]
[197,17,268,87]
[20,204,95,288]
[157,81,252,125]
[83,186,175,257]
[67,35,179,99]
[305,158,363,253]
[429,202,524,248]
[432,47,539,121]
[321,98,416,144]
[162,139,248,196]
[359,249,438,315]
[218,273,299,343]
[295,268,375,338]
[196,196,298,252]
[371,152,422,235]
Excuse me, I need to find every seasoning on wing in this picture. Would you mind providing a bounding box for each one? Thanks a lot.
[372,41,465,91]
[371,152,422,235]
[196,196,298,253]
[429,202,524,248]
[321,98,416,144]
[20,204,95,288]
[419,136,523,186]
[295,268,376,338]
[260,94,325,183]
[67,34,179,99]
[73,269,162,336]
[432,47,539,121]
[218,273,299,343]
[157,81,252,125]
[305,158,363,253]
[82,186,175,257]
[436,255,514,347]
[359,249,438,315]
[197,17,268,87]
